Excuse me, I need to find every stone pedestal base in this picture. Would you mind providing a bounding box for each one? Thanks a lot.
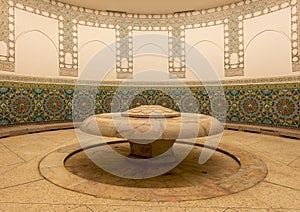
[129,139,176,158]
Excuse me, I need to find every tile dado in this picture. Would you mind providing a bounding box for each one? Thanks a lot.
[0,81,299,129]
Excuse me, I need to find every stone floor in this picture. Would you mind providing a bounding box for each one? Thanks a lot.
[0,129,299,211]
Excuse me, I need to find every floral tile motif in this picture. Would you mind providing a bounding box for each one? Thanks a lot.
[0,81,299,129]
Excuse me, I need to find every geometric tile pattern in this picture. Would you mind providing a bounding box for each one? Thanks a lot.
[1,81,299,129]
[225,83,300,127]
[1,0,298,78]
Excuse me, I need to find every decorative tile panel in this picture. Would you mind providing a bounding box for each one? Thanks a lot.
[224,16,245,77]
[0,0,299,77]
[0,0,15,72]
[292,0,300,71]
[169,26,186,78]
[58,17,78,76]
[0,81,299,129]
[116,25,132,79]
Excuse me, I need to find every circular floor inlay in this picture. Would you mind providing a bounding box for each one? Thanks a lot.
[39,141,267,202]
[65,143,240,188]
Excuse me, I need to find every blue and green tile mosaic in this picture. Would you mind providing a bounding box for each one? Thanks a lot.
[0,81,299,129]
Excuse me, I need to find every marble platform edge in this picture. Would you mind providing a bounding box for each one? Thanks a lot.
[39,141,267,202]
[0,122,81,138]
[225,123,300,140]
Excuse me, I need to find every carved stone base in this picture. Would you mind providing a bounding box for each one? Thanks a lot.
[129,139,176,158]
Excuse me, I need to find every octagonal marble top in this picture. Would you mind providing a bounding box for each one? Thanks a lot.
[121,105,181,118]
[80,105,224,140]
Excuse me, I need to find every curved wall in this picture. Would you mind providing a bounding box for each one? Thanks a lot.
[0,0,299,78]
[0,0,299,129]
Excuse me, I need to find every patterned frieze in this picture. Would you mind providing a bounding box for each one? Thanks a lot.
[224,15,245,77]
[0,0,15,72]
[1,72,300,86]
[242,0,299,73]
[116,25,133,79]
[0,0,299,78]
[169,26,186,79]
[58,17,78,76]
[292,0,300,71]
[0,80,299,128]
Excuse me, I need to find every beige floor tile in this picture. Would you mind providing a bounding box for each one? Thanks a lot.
[259,155,300,190]
[220,131,262,147]
[0,143,8,153]
[182,189,269,209]
[0,180,104,205]
[192,181,300,210]
[221,132,300,165]
[221,130,240,136]
[246,182,300,209]
[0,163,23,175]
[0,129,299,211]
[0,203,82,212]
[67,205,94,211]
[0,135,77,162]
[0,157,43,190]
[0,143,25,166]
[248,141,300,166]
[89,205,226,211]
[289,156,300,170]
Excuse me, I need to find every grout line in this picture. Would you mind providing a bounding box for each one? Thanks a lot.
[287,156,300,167]
[245,148,298,168]
[0,179,44,191]
[223,208,238,212]
[0,162,26,175]
[0,142,27,162]
[66,205,84,212]
[264,180,300,192]
[85,205,95,212]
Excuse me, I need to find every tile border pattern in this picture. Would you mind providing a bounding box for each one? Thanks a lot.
[0,0,299,78]
[1,72,299,85]
[0,79,299,129]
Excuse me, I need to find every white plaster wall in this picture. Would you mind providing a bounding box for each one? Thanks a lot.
[244,8,292,78]
[15,9,58,77]
[132,31,169,79]
[78,25,116,77]
[185,25,225,80]
[8,5,297,81]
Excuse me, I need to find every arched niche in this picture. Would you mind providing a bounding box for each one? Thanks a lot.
[244,30,292,77]
[78,40,115,77]
[15,30,59,77]
[133,31,169,77]
[133,54,169,80]
[186,40,224,79]
[185,25,224,79]
[133,43,169,77]
[77,25,116,78]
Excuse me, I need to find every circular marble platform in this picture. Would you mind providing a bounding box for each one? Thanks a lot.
[39,140,267,202]
[80,105,224,158]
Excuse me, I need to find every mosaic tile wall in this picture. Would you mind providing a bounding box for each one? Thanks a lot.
[1,81,299,129]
